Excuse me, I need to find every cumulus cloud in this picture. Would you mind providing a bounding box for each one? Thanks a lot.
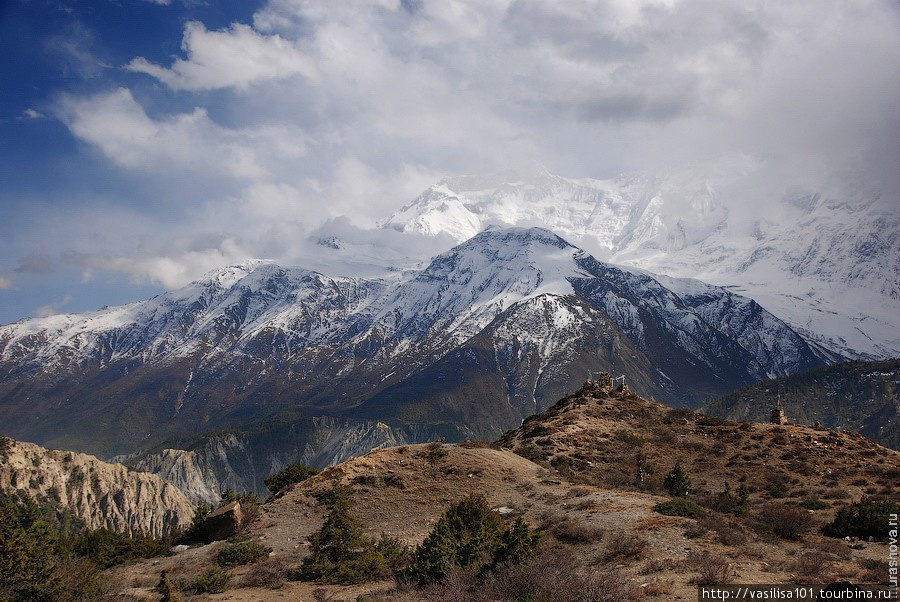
[0,275,13,290]
[126,21,317,90]
[33,0,900,293]
[57,88,308,181]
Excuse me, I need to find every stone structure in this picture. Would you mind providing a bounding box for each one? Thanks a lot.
[770,397,789,425]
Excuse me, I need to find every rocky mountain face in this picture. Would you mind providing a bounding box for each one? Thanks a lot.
[0,437,192,538]
[703,359,900,450]
[131,417,416,504]
[0,228,828,497]
[380,168,900,359]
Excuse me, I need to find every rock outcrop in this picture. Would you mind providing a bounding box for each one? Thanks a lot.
[133,418,415,503]
[0,437,193,538]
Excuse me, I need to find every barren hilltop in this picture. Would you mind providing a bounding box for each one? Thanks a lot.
[102,380,898,601]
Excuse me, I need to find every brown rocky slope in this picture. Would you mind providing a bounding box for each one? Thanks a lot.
[106,382,898,600]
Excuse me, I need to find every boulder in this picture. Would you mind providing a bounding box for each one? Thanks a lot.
[202,501,244,541]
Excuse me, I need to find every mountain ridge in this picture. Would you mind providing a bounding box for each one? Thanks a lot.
[0,228,829,497]
[380,170,899,359]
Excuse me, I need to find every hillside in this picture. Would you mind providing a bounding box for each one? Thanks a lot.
[102,383,897,600]
[0,436,192,538]
[703,359,900,450]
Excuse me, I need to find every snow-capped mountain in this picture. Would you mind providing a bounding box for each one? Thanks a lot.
[0,228,826,469]
[379,168,899,359]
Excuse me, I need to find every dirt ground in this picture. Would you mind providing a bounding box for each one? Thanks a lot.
[107,439,894,601]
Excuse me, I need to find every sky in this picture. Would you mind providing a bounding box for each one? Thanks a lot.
[1,0,898,325]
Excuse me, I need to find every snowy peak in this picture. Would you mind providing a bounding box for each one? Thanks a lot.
[0,226,830,459]
[371,228,588,347]
[377,168,900,359]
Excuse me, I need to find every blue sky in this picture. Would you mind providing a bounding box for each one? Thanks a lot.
[1,0,898,325]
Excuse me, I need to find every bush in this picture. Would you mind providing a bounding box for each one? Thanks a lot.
[264,463,319,496]
[0,492,107,601]
[603,530,648,561]
[542,516,604,544]
[193,567,231,594]
[406,494,539,586]
[653,499,705,519]
[156,569,181,602]
[798,499,830,510]
[74,528,169,569]
[426,546,634,602]
[513,444,544,463]
[698,483,750,516]
[239,556,290,589]
[177,502,211,544]
[296,483,409,584]
[766,481,789,498]
[614,431,646,447]
[759,503,816,540]
[822,497,900,541]
[219,488,260,526]
[663,463,692,497]
[792,551,830,577]
[384,473,406,489]
[689,552,731,585]
[214,540,272,568]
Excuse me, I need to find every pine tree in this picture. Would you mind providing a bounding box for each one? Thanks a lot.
[663,462,692,497]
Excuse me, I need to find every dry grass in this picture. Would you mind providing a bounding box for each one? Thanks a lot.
[688,552,732,585]
[791,551,831,577]
[604,530,649,561]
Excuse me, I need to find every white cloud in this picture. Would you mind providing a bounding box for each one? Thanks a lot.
[35,294,72,318]
[57,88,308,181]
[22,109,46,119]
[82,239,252,290]
[0,275,13,290]
[126,21,317,90]
[31,0,900,297]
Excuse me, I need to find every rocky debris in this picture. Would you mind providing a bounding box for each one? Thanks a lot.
[203,501,244,541]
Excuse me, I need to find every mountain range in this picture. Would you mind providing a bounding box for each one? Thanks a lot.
[380,167,899,359]
[0,227,829,498]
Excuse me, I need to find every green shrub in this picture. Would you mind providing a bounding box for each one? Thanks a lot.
[663,462,692,497]
[615,431,646,446]
[74,528,169,569]
[822,497,900,541]
[264,463,319,496]
[0,492,104,600]
[696,415,728,427]
[798,499,830,510]
[654,499,705,519]
[513,444,544,463]
[0,434,10,460]
[215,540,272,568]
[766,481,789,498]
[156,569,181,602]
[177,502,211,544]
[698,482,750,516]
[193,567,231,594]
[295,483,409,584]
[406,494,539,586]
[219,488,260,525]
